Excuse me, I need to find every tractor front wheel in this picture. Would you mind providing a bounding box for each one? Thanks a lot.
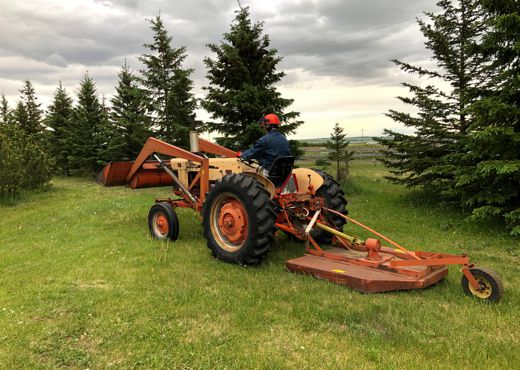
[148,202,180,241]
[461,267,503,302]
[202,174,276,265]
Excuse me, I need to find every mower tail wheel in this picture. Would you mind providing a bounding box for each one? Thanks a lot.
[461,267,503,302]
[202,173,276,265]
[148,202,180,241]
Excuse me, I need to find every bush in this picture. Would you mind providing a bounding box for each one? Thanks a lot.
[315,158,329,166]
[0,125,53,198]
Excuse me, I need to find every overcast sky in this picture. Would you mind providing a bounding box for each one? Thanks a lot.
[0,0,439,139]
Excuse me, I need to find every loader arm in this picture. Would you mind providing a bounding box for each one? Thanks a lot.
[198,137,236,158]
[98,137,210,207]
[126,137,204,182]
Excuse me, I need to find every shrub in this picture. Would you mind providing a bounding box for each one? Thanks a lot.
[315,158,329,166]
[0,125,53,198]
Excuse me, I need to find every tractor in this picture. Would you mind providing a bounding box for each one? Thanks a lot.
[98,132,504,302]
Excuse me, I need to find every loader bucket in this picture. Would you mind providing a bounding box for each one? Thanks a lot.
[97,161,175,189]
[97,162,133,187]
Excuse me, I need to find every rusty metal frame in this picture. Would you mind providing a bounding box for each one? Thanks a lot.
[121,137,214,211]
[198,137,236,158]
[188,171,202,190]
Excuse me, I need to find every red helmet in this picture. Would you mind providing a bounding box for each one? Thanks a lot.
[261,113,280,125]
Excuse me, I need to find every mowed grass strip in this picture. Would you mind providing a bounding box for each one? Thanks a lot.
[0,164,519,369]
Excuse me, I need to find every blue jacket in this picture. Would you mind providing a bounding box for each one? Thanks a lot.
[241,129,291,169]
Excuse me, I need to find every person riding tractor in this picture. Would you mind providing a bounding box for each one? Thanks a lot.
[237,114,291,174]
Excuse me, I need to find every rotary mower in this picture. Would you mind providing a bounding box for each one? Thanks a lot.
[98,133,504,302]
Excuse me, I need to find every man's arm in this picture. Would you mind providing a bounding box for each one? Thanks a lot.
[241,137,267,161]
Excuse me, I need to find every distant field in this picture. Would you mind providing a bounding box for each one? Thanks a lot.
[298,136,376,144]
[0,163,518,368]
[298,142,382,166]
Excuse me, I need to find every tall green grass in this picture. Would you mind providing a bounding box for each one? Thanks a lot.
[0,163,518,369]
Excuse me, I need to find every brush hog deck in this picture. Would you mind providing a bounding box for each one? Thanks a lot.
[286,248,448,293]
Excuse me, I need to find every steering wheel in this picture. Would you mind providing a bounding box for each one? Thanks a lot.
[238,156,259,167]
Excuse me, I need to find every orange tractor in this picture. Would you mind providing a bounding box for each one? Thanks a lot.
[98,133,504,302]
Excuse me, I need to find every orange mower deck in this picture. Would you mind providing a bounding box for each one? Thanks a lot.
[286,247,448,293]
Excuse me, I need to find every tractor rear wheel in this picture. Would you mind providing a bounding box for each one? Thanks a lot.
[202,173,276,265]
[312,170,348,243]
[148,202,180,241]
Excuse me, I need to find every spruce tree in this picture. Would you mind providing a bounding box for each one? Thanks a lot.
[12,80,44,135]
[453,1,520,234]
[202,6,302,150]
[327,123,353,181]
[96,95,114,166]
[107,62,151,161]
[12,101,29,132]
[138,15,196,147]
[288,140,304,161]
[1,93,9,125]
[68,74,105,175]
[376,0,489,191]
[46,82,74,176]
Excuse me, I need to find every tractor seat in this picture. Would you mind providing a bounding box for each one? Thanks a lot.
[267,156,295,187]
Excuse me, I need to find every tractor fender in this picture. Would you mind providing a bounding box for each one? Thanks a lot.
[242,172,276,199]
[291,168,324,193]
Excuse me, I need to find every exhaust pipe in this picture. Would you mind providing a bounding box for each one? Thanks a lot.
[189,131,199,153]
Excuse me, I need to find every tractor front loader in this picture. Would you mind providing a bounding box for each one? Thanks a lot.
[98,132,504,302]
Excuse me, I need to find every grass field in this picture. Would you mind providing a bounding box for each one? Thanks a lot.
[1,161,519,369]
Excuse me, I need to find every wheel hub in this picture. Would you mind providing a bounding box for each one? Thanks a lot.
[155,213,169,235]
[469,276,493,299]
[469,277,492,299]
[218,200,247,244]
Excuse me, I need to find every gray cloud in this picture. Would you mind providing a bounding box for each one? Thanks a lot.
[265,0,436,83]
[45,53,68,67]
[0,0,439,136]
